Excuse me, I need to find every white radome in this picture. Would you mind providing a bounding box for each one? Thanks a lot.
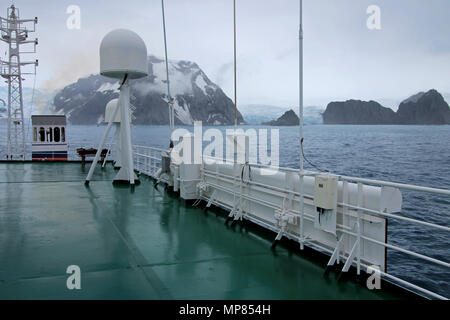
[100,29,148,79]
[105,98,120,123]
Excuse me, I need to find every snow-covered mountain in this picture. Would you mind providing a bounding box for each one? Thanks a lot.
[53,56,244,125]
[239,104,324,125]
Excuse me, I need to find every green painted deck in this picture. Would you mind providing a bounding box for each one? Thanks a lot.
[0,162,407,299]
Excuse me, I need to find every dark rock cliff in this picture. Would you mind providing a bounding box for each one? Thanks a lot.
[262,109,299,126]
[396,90,450,124]
[322,100,397,125]
[322,90,450,125]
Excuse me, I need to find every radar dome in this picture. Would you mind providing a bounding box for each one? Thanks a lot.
[105,99,121,123]
[100,29,148,79]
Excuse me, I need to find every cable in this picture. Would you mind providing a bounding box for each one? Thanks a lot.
[300,138,329,173]
[240,162,251,184]
[233,0,237,130]
[119,73,128,89]
[161,0,174,147]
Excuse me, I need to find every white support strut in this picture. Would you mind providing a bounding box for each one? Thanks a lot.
[114,79,137,185]
[327,234,344,267]
[85,100,120,184]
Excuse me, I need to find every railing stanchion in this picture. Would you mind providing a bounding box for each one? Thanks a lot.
[342,180,349,264]
[357,182,363,275]
[154,150,157,177]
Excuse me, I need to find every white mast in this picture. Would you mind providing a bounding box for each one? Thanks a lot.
[87,29,148,186]
[298,0,305,249]
[0,5,38,160]
[161,0,174,142]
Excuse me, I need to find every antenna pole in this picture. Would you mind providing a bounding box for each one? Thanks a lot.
[0,5,38,160]
[233,0,237,130]
[298,0,305,250]
[161,0,174,139]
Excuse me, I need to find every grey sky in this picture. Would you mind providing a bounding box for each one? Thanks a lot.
[2,0,450,109]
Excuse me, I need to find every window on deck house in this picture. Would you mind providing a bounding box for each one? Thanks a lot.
[61,127,65,142]
[46,127,53,142]
[39,127,45,142]
[54,127,60,143]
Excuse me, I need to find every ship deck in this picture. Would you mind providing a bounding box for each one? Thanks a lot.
[0,162,410,299]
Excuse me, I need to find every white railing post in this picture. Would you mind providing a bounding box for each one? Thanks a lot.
[357,182,363,275]
[299,171,304,250]
[146,147,149,175]
[341,180,349,264]
[136,146,139,172]
[139,146,142,173]
[153,149,156,177]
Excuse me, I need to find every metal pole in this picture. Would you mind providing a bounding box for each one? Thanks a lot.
[233,0,237,130]
[161,0,174,138]
[7,41,12,159]
[121,80,135,185]
[19,61,25,160]
[298,0,305,250]
[85,101,120,184]
[1,5,37,160]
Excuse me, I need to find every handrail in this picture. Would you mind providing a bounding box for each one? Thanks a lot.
[132,145,450,299]
[201,170,450,267]
[338,175,450,196]
[201,154,450,195]
[132,144,167,152]
[200,168,450,232]
[139,149,450,219]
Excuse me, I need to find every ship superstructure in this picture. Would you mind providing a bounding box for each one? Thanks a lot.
[0,2,449,301]
[31,115,67,161]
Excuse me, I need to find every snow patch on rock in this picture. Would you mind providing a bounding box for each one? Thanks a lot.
[172,97,193,125]
[402,92,425,104]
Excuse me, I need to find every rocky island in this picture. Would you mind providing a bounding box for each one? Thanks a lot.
[262,109,299,126]
[322,90,450,125]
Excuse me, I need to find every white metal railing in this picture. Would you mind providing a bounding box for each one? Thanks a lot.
[134,148,449,299]
[0,141,115,161]
[133,145,165,178]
